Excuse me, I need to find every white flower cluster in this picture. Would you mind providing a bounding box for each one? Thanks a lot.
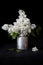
[32,46,38,52]
[2,10,36,36]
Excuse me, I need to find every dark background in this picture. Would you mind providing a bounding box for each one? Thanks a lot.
[0,0,43,49]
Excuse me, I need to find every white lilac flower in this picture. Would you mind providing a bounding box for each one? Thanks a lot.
[13,26,20,33]
[2,24,8,31]
[18,19,23,23]
[18,10,27,19]
[32,46,38,52]
[28,28,31,33]
[24,18,30,22]
[23,21,31,26]
[20,26,28,35]
[13,22,17,26]
[16,19,19,22]
[8,24,14,33]
[18,14,27,18]
[8,24,13,28]
[18,16,23,19]
[8,27,13,34]
[18,10,25,16]
[13,22,16,25]
[1,10,36,37]
[31,24,36,30]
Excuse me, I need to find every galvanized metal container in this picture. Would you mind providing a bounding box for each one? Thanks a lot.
[17,34,28,50]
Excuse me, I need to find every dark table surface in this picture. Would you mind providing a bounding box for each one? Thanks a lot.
[0,44,43,65]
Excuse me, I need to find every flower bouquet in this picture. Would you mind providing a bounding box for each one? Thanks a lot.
[1,10,41,50]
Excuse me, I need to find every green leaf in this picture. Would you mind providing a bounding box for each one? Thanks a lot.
[8,48,15,51]
[36,26,41,35]
[38,26,41,30]
[16,50,22,52]
[12,32,19,39]
[31,31,36,37]
[36,28,39,35]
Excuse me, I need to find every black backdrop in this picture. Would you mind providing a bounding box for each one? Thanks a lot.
[0,0,43,49]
